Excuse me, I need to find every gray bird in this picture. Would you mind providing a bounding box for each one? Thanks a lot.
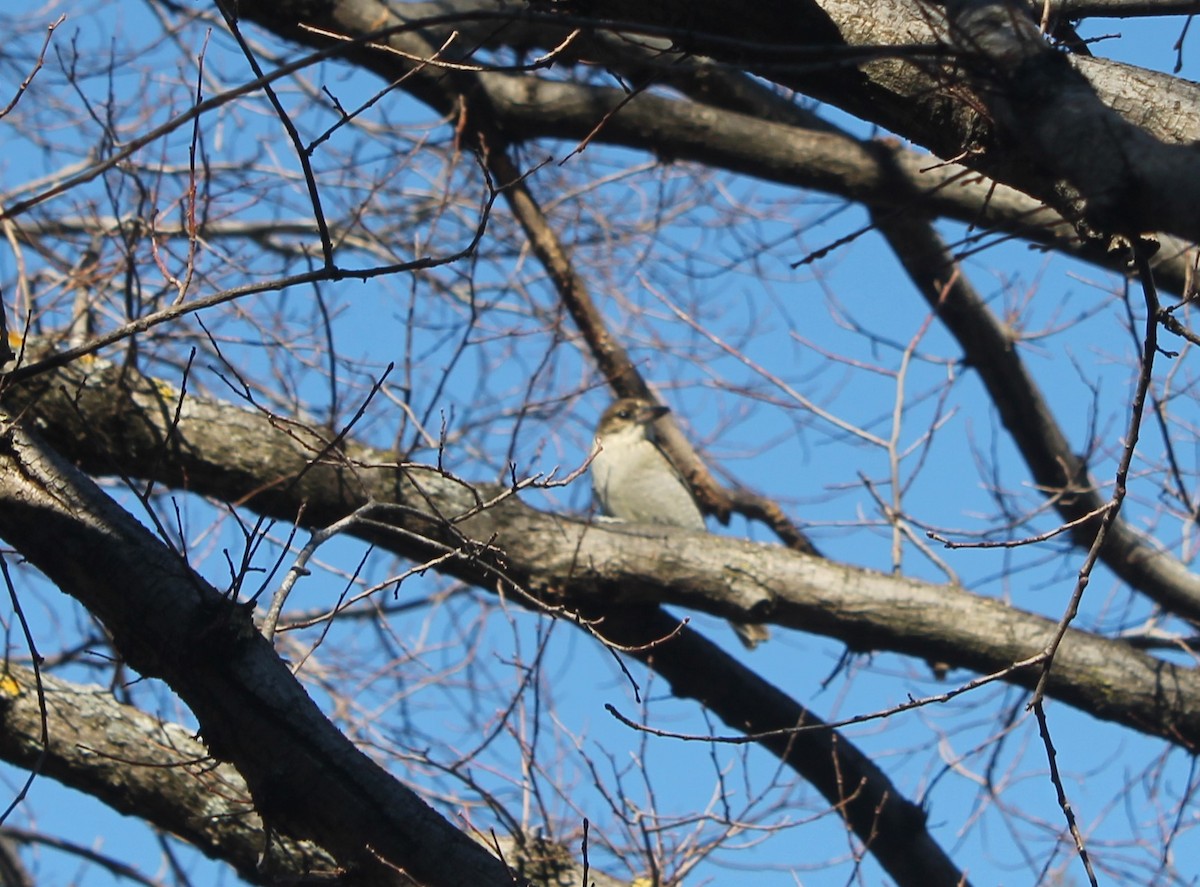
[591,397,769,649]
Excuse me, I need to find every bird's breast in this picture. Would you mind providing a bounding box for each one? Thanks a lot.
[591,440,705,529]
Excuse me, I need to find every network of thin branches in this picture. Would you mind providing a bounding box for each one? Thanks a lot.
[1,1,1199,886]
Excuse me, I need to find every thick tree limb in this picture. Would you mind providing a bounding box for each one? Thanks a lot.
[1041,0,1200,16]
[217,0,1200,289]
[578,0,1200,243]
[0,664,630,887]
[0,417,519,887]
[942,0,1200,240]
[0,665,338,885]
[6,361,1200,753]
[272,0,1200,243]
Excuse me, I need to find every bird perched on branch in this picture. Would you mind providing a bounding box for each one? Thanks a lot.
[591,396,769,650]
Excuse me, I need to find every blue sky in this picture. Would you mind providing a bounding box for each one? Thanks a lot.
[2,3,1199,885]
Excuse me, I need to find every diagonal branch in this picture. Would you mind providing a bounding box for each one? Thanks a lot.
[873,207,1200,622]
[7,360,1200,751]
[0,664,337,885]
[0,418,518,887]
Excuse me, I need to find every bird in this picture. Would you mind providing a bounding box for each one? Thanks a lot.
[591,397,769,650]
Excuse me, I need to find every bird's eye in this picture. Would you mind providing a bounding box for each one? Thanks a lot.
[617,409,632,419]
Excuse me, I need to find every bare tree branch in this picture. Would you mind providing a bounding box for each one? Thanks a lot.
[0,418,519,887]
[7,360,1199,752]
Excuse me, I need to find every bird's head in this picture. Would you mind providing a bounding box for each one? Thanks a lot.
[595,397,670,443]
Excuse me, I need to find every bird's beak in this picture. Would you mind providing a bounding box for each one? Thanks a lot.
[637,404,671,424]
